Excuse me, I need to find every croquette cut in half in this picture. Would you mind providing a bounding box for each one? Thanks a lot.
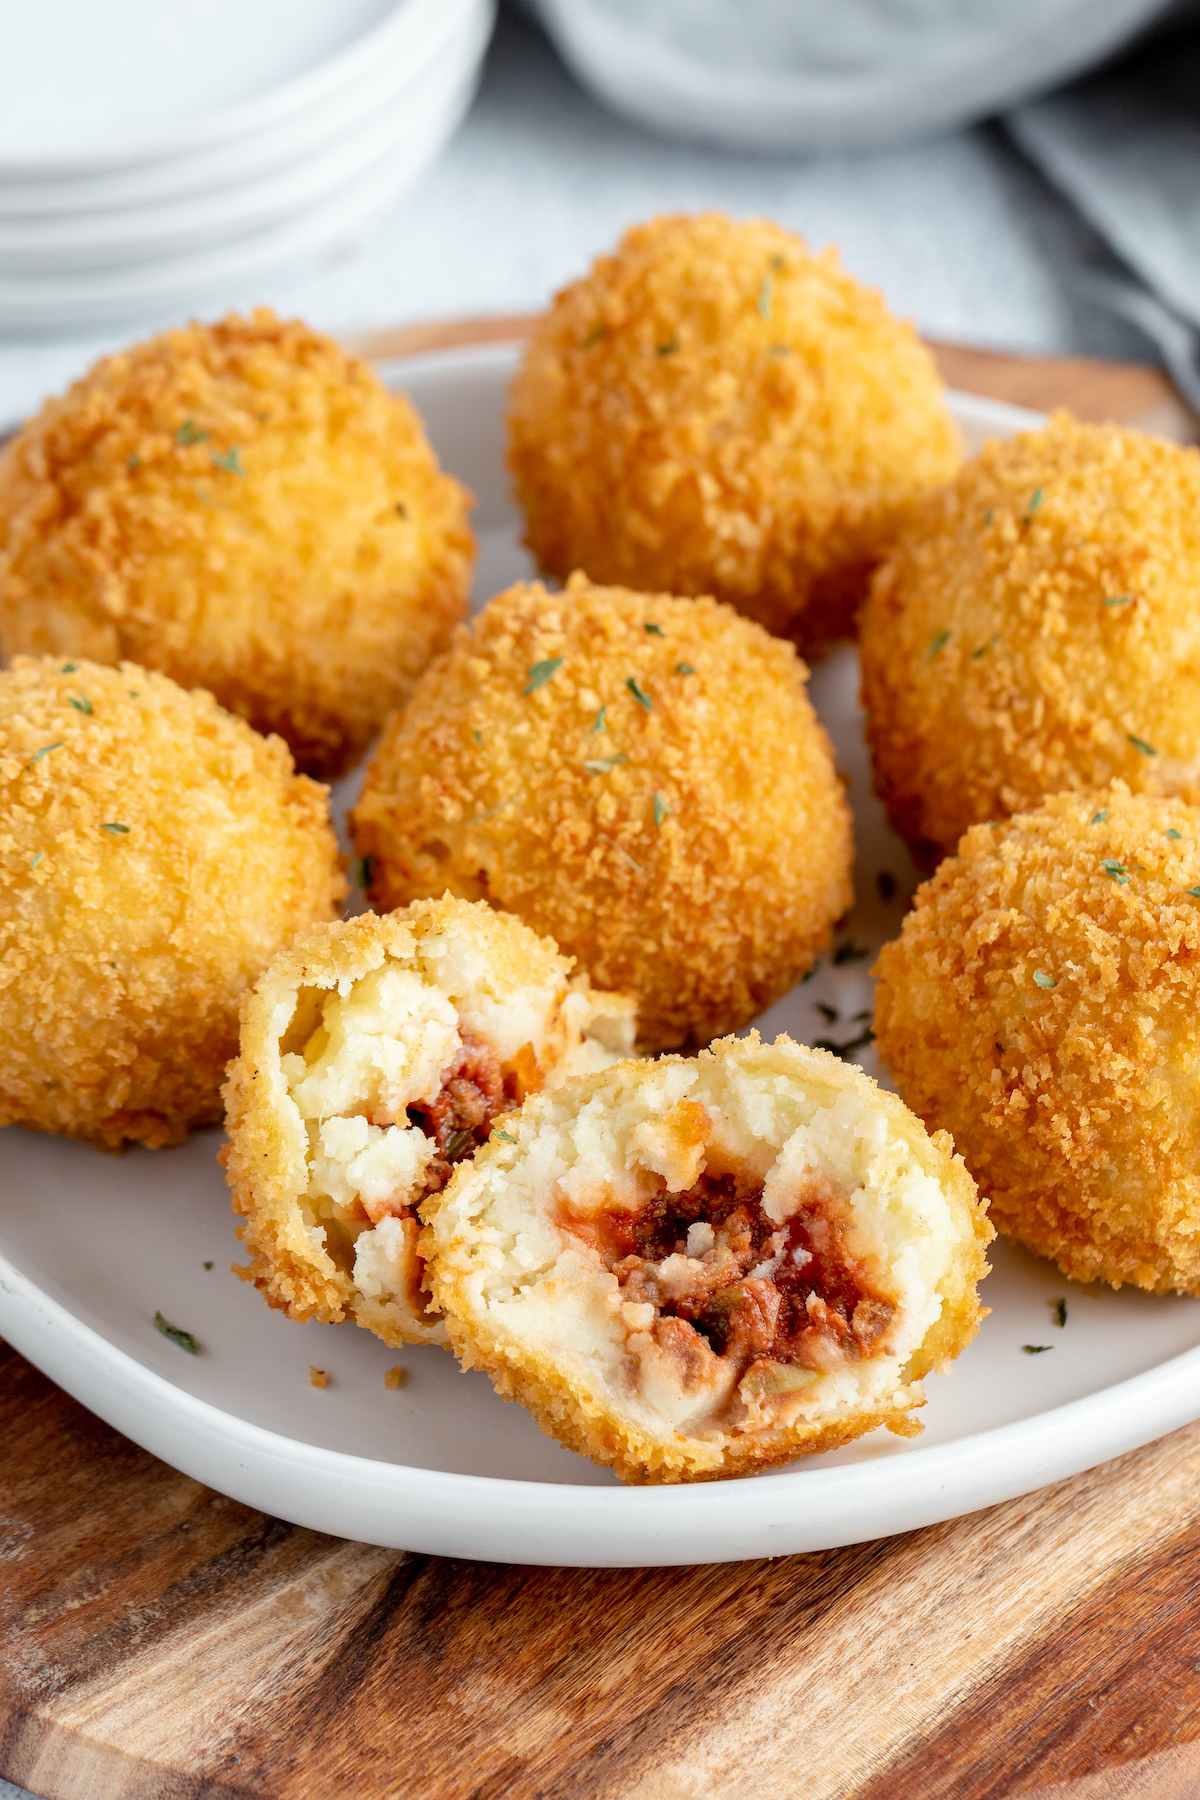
[351,574,854,1052]
[423,1033,991,1484]
[860,413,1200,866]
[0,656,343,1150]
[221,897,635,1347]
[508,211,960,655]
[874,786,1200,1293]
[0,309,474,778]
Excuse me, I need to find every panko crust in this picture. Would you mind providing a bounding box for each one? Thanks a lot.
[508,212,960,655]
[221,897,635,1347]
[424,1034,991,1484]
[0,309,474,778]
[874,787,1200,1292]
[860,413,1200,865]
[351,574,854,1051]
[0,656,343,1150]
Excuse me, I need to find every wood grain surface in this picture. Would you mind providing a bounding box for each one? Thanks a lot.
[3,323,1199,1800]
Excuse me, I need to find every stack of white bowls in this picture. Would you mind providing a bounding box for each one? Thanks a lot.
[0,0,495,333]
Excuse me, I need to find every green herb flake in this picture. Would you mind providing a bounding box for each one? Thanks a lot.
[1102,859,1129,884]
[757,262,779,320]
[102,821,130,834]
[68,695,92,715]
[816,1002,839,1025]
[154,1311,199,1355]
[210,447,244,476]
[1025,488,1044,520]
[983,508,994,526]
[61,662,76,673]
[815,1027,875,1062]
[523,657,563,694]
[1103,595,1133,607]
[626,676,652,712]
[1091,809,1108,825]
[653,793,673,828]
[1052,1297,1068,1328]
[126,454,140,473]
[496,1129,517,1145]
[645,622,666,637]
[1166,829,1183,840]
[584,753,628,775]
[604,835,643,875]
[175,419,209,446]
[28,742,63,766]
[591,706,607,734]
[1128,734,1157,756]
[1023,1343,1052,1354]
[29,851,43,870]
[581,324,607,349]
[472,729,483,746]
[1032,969,1056,989]
[351,854,375,890]
[656,337,679,357]
[927,627,951,662]
[128,689,140,698]
[675,662,696,676]
[832,941,870,966]
[1186,887,1200,899]
[203,1260,214,1270]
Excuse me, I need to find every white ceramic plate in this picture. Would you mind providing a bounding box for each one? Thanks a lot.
[3,344,1199,1569]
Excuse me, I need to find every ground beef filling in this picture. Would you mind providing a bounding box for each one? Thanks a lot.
[610,1172,895,1373]
[404,1032,520,1196]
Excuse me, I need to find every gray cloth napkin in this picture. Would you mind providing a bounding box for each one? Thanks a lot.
[1008,21,1200,407]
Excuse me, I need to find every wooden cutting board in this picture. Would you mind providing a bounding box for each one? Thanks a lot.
[3,320,1198,1800]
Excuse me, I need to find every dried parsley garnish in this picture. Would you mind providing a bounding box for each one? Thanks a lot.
[1128,734,1157,756]
[29,851,43,870]
[584,753,628,775]
[496,1130,517,1145]
[1091,809,1108,825]
[1052,1297,1068,1327]
[1023,1344,1052,1354]
[626,676,652,712]
[68,695,92,714]
[591,706,607,734]
[154,1311,199,1354]
[210,447,244,475]
[1166,828,1183,840]
[126,454,140,473]
[1033,969,1056,989]
[1187,886,1200,899]
[203,1261,214,1271]
[675,663,695,676]
[102,822,130,834]
[61,663,76,673]
[652,793,673,827]
[927,628,950,662]
[1102,860,1129,884]
[832,941,869,966]
[1103,595,1133,607]
[524,657,563,693]
[1025,488,1044,519]
[656,337,679,357]
[815,1002,839,1024]
[758,257,783,320]
[604,836,643,874]
[175,420,209,446]
[645,623,666,637]
[28,742,63,765]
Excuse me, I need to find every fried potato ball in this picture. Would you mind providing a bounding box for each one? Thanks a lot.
[0,309,474,778]
[222,896,635,1348]
[423,1033,991,1483]
[507,211,960,655]
[0,656,344,1150]
[860,413,1200,866]
[873,786,1200,1292]
[351,574,854,1051]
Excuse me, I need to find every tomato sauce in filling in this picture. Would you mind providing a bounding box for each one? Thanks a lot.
[404,1032,521,1196]
[607,1172,895,1371]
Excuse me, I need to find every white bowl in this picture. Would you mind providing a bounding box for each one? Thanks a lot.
[3,343,1200,1566]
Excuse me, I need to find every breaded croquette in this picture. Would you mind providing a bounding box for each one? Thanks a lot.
[508,212,960,655]
[0,309,474,778]
[874,786,1200,1292]
[860,413,1200,866]
[222,897,635,1346]
[0,656,343,1150]
[351,573,854,1051]
[423,1033,991,1483]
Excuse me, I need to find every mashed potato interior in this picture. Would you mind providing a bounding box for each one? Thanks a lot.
[442,1058,962,1441]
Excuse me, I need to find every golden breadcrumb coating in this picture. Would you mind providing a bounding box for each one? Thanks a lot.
[508,211,960,655]
[0,656,343,1150]
[351,573,854,1051]
[423,1033,991,1484]
[860,412,1200,865]
[0,309,474,778]
[221,897,635,1347]
[874,786,1200,1292]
